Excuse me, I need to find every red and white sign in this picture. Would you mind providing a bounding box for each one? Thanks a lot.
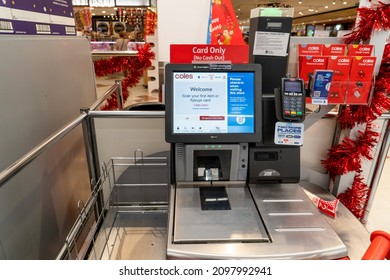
[347,44,374,56]
[170,44,249,63]
[322,44,347,56]
[298,44,323,56]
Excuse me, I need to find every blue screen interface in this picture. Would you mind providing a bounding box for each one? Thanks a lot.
[173,71,255,134]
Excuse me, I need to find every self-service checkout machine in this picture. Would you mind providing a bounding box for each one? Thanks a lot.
[163,62,348,259]
[163,4,346,261]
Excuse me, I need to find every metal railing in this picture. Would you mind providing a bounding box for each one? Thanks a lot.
[0,77,169,260]
[0,80,122,188]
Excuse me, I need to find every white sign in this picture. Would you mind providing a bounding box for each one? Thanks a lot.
[253,31,289,56]
[274,122,304,146]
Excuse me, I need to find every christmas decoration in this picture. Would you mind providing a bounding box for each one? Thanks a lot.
[144,10,157,36]
[209,0,245,45]
[344,2,390,44]
[74,8,92,31]
[337,172,371,221]
[306,191,339,218]
[322,3,390,220]
[93,44,155,110]
[321,123,379,180]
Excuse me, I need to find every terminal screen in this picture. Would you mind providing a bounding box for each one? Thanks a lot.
[172,72,255,134]
[164,63,262,144]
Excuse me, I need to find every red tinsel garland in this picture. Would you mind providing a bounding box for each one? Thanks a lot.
[322,3,390,220]
[344,2,390,44]
[321,124,379,180]
[337,172,371,221]
[93,43,155,110]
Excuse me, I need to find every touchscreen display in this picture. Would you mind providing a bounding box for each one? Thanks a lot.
[172,72,255,134]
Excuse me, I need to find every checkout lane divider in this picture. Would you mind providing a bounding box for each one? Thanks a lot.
[0,81,119,187]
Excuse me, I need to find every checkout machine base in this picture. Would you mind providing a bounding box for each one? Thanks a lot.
[167,143,347,259]
[167,182,348,260]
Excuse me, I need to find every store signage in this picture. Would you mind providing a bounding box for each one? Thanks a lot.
[0,0,75,36]
[115,0,151,6]
[170,44,249,63]
[89,0,115,7]
[72,0,88,6]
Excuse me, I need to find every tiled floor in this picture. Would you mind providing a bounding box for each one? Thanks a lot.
[95,72,390,235]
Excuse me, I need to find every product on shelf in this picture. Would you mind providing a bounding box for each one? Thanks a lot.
[347,44,374,56]
[322,44,347,56]
[298,55,328,87]
[310,70,334,104]
[298,44,323,56]
[326,56,352,104]
[346,56,376,104]
[297,43,376,105]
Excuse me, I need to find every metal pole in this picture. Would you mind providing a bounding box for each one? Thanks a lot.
[362,119,390,223]
[115,80,124,110]
[80,108,101,192]
[0,114,86,187]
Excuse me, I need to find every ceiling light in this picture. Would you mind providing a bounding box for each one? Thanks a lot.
[332,1,336,4]
[298,1,302,4]
[102,11,106,14]
[343,1,347,4]
[325,6,328,9]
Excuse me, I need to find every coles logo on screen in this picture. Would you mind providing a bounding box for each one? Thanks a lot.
[175,73,193,79]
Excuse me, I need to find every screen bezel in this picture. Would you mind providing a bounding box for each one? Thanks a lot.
[165,63,262,143]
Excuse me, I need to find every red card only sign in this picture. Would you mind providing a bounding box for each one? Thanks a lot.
[170,44,249,63]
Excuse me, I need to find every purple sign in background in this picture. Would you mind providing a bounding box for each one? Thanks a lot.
[0,0,76,35]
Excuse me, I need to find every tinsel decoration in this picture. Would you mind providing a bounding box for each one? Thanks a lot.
[93,43,154,110]
[337,172,371,221]
[322,3,390,220]
[343,2,390,44]
[321,124,379,180]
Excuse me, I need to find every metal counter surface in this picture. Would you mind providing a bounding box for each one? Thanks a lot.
[173,182,269,243]
[167,181,370,260]
[299,181,371,260]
